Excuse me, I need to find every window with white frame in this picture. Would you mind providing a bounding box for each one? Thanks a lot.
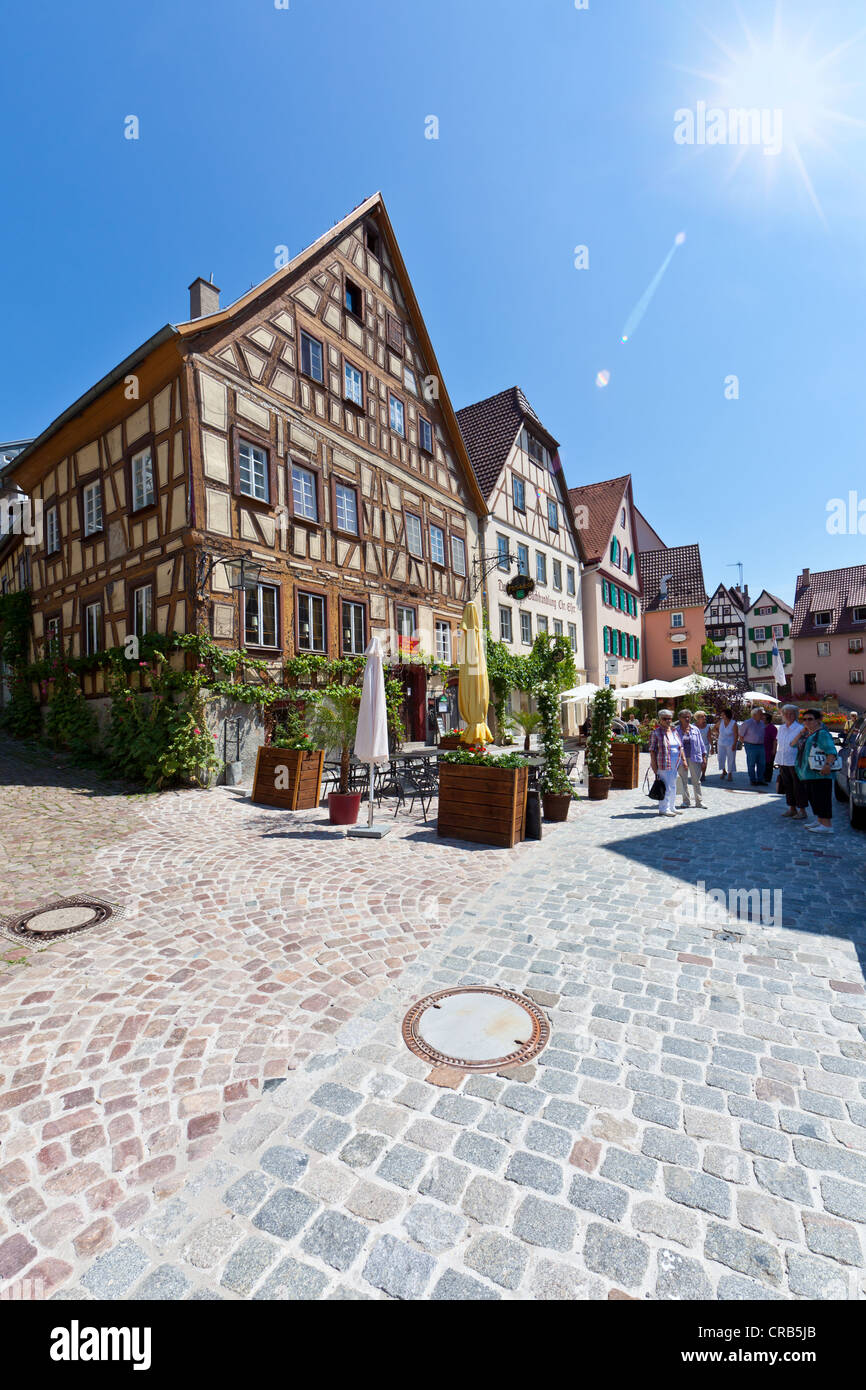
[334,482,358,534]
[131,445,155,511]
[552,559,562,591]
[499,606,512,642]
[526,435,544,464]
[396,605,416,641]
[547,498,559,530]
[389,394,405,436]
[512,475,525,511]
[671,612,684,628]
[536,552,547,585]
[520,611,532,645]
[82,480,102,536]
[566,567,576,596]
[45,505,59,554]
[817,641,831,656]
[344,362,363,407]
[84,601,102,656]
[772,624,784,638]
[814,611,831,626]
[756,605,773,615]
[755,652,769,667]
[341,600,366,655]
[450,535,466,576]
[854,606,866,622]
[851,669,865,684]
[536,615,548,634]
[753,626,766,641]
[517,543,529,574]
[245,583,278,648]
[497,534,509,570]
[300,330,324,382]
[568,622,577,652]
[672,648,688,667]
[418,416,433,453]
[553,619,563,637]
[429,524,446,566]
[849,638,863,653]
[403,366,418,396]
[238,440,269,502]
[46,615,61,653]
[133,583,152,637]
[296,591,325,652]
[292,464,318,521]
[405,512,423,558]
[434,620,452,664]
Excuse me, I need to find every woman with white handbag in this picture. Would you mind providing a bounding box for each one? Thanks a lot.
[795,709,841,834]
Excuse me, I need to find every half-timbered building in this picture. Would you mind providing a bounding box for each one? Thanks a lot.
[6,194,486,743]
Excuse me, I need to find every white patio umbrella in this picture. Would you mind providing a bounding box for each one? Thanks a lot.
[624,679,682,700]
[348,637,391,839]
[667,674,736,694]
[741,690,781,704]
[560,683,601,703]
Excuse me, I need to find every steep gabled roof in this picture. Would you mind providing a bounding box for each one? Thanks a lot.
[705,582,744,616]
[8,193,487,515]
[747,588,793,615]
[567,475,631,566]
[455,386,557,503]
[792,563,866,638]
[640,543,707,612]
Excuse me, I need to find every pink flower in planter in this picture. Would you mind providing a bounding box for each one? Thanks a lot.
[193,727,201,736]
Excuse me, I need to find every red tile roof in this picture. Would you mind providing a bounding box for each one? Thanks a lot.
[567,476,631,566]
[640,544,707,612]
[456,387,557,502]
[792,564,866,638]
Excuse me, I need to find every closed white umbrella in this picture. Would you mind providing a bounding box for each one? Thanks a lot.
[667,674,736,694]
[349,637,392,838]
[741,690,781,704]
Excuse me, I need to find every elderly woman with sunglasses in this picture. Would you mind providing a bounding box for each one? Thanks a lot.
[795,709,837,834]
[649,709,683,817]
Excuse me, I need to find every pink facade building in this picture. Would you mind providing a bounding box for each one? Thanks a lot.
[791,564,866,709]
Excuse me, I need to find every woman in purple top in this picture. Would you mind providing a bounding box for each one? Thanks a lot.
[762,711,778,784]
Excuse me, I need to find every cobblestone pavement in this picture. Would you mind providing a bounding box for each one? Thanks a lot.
[0,737,533,1295]
[6,741,861,1301]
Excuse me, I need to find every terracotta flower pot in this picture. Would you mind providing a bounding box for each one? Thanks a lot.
[328,791,362,826]
[587,775,613,801]
[542,793,572,822]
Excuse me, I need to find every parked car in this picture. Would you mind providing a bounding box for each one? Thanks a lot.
[834,722,866,829]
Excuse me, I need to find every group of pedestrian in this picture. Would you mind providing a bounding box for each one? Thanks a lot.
[648,702,839,832]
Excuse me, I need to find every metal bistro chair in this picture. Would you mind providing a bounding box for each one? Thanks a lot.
[393,767,435,822]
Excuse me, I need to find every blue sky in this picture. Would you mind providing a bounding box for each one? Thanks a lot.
[3,0,865,605]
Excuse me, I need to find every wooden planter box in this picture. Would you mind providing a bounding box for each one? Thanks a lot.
[437,763,528,848]
[251,747,324,810]
[437,734,463,750]
[610,741,640,789]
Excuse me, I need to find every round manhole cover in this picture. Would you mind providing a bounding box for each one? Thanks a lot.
[0,896,117,945]
[402,986,550,1073]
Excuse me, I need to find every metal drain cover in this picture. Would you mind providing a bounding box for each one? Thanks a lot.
[0,895,118,946]
[402,986,550,1073]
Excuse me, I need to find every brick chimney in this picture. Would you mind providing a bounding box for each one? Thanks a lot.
[188,277,220,320]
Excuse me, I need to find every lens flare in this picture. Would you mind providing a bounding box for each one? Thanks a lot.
[596,369,611,388]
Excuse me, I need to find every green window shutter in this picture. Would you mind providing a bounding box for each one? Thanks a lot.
[629,634,635,659]
[610,539,616,563]
[629,553,635,575]
[782,624,789,637]
[748,627,754,640]
[635,636,640,660]
[602,579,609,604]
[604,627,610,654]
[620,587,626,608]
[750,653,757,668]
[783,649,791,663]
[771,605,778,613]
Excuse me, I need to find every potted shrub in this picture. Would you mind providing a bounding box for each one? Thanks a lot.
[438,749,529,847]
[536,679,575,821]
[610,731,640,789]
[512,709,542,753]
[587,687,615,799]
[251,707,324,810]
[306,687,362,825]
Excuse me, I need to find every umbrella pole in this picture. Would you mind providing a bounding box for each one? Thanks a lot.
[368,763,375,827]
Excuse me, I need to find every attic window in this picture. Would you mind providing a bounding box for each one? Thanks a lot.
[345,278,363,320]
[854,606,866,622]
[386,312,404,355]
[365,225,380,258]
[526,434,544,464]
[814,611,831,626]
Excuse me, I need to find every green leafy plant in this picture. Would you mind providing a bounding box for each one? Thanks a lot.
[42,655,98,757]
[305,685,360,794]
[271,706,315,750]
[104,651,220,790]
[512,709,542,752]
[587,686,616,778]
[440,749,528,770]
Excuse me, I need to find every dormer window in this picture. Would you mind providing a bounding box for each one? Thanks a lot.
[814,611,831,626]
[854,606,866,622]
[526,434,544,464]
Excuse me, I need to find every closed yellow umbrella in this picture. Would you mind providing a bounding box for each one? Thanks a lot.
[458,601,493,749]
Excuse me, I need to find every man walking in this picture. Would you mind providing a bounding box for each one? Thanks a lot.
[738,707,767,786]
[675,708,707,808]
[776,703,807,819]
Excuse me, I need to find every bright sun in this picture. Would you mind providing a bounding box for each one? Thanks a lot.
[680,6,866,223]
